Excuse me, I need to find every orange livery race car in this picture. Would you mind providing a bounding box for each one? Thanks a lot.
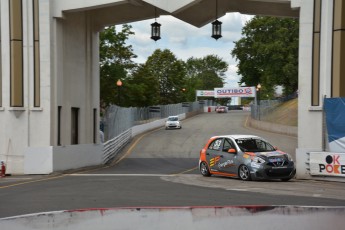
[199,135,296,181]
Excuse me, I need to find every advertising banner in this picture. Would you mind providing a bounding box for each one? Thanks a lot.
[196,90,214,97]
[214,87,256,98]
[324,98,345,152]
[310,152,345,177]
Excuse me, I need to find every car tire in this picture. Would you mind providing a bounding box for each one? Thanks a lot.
[238,165,251,181]
[200,162,211,177]
[281,178,292,182]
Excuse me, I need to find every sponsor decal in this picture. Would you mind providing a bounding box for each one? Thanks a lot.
[310,152,345,177]
[319,155,345,175]
[210,156,221,167]
[218,160,235,169]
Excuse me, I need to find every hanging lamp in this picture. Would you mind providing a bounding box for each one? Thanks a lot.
[211,0,222,40]
[151,7,161,41]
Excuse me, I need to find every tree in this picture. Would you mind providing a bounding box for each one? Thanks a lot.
[125,64,160,107]
[231,16,299,97]
[145,49,187,104]
[99,25,137,108]
[185,55,228,101]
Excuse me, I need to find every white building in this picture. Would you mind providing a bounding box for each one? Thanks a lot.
[0,0,344,181]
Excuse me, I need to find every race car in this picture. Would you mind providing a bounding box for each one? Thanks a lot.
[165,116,182,129]
[199,135,296,181]
[215,106,228,113]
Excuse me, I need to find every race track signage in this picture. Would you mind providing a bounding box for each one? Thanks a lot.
[310,152,345,177]
[196,90,214,97]
[214,87,256,98]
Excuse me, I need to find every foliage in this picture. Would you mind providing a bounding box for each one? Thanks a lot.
[185,55,228,101]
[99,26,229,107]
[231,16,299,98]
[145,49,187,104]
[99,25,137,108]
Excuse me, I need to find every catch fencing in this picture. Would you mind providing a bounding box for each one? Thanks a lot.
[102,101,211,141]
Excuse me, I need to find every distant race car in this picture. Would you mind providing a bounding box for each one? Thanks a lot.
[199,135,296,181]
[216,106,227,113]
[165,116,182,129]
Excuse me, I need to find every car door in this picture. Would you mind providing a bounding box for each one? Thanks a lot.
[205,138,224,172]
[218,138,238,175]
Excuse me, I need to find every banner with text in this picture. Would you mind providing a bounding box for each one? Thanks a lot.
[214,87,256,98]
[196,90,215,97]
[310,152,345,177]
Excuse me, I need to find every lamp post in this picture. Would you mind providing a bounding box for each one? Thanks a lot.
[117,79,122,106]
[256,83,261,120]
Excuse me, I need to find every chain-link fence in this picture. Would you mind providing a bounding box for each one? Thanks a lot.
[102,100,213,141]
[251,98,297,125]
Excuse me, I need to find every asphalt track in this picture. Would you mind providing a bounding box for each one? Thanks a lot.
[0,111,345,218]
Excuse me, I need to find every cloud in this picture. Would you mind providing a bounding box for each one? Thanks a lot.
[125,13,253,87]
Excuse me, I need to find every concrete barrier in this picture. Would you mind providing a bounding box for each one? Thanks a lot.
[248,116,297,137]
[1,206,345,230]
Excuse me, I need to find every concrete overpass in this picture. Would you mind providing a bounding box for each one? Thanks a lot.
[0,0,344,182]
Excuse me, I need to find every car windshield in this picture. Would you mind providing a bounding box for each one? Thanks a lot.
[235,138,275,152]
[168,117,178,121]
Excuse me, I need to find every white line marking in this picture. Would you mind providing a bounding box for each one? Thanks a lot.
[69,174,174,177]
[226,188,249,191]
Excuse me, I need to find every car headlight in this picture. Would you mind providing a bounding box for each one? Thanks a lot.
[286,153,294,162]
[252,156,266,164]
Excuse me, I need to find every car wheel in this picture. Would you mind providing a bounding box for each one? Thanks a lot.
[200,162,211,177]
[281,177,292,182]
[238,165,251,181]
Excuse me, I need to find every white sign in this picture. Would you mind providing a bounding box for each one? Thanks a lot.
[310,152,345,177]
[214,87,256,98]
[196,90,215,97]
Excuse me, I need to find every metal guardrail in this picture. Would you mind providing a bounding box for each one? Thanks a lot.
[102,129,132,164]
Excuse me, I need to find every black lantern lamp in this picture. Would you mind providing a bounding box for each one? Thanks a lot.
[211,20,222,40]
[151,8,161,41]
[151,22,161,41]
[211,0,222,40]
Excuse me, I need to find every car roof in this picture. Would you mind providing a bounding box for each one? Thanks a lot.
[211,134,261,140]
[168,116,178,118]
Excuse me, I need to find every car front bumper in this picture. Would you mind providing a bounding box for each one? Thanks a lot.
[250,162,296,180]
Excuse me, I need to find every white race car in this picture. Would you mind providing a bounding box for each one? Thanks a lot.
[165,116,182,129]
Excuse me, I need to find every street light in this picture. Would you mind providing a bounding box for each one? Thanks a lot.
[256,83,261,120]
[117,79,122,106]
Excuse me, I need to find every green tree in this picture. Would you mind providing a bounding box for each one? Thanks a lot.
[99,25,137,108]
[125,64,160,107]
[231,16,299,98]
[145,49,187,104]
[185,55,228,101]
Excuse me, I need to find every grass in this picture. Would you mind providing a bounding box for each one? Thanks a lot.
[262,98,298,126]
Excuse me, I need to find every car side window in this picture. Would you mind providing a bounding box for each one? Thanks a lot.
[208,139,223,151]
[223,138,235,152]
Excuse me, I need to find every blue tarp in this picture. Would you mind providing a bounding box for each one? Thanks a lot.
[324,98,345,152]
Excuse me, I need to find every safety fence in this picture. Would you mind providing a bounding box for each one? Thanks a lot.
[101,100,211,164]
[250,100,281,121]
[102,101,211,141]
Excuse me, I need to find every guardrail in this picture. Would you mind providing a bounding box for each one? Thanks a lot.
[102,129,132,164]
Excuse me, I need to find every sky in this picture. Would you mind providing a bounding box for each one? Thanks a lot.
[121,13,253,88]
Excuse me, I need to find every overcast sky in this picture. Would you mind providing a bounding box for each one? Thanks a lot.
[122,13,253,87]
